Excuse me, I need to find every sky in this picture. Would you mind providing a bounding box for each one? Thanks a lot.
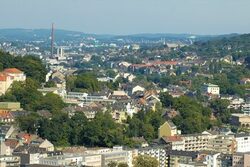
[0,0,250,35]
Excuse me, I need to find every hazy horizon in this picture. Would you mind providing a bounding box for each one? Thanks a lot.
[1,0,250,35]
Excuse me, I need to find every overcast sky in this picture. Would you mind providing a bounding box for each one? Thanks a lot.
[0,0,250,35]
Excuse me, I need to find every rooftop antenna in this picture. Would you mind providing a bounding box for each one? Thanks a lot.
[51,23,54,58]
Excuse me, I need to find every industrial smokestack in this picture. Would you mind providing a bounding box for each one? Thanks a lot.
[51,23,54,58]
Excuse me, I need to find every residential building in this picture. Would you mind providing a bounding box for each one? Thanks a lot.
[161,136,185,151]
[158,121,180,138]
[4,139,19,153]
[207,135,236,154]
[85,146,133,167]
[37,87,66,97]
[218,154,233,167]
[179,162,206,167]
[0,125,15,139]
[39,155,83,166]
[181,134,217,152]
[166,150,200,167]
[226,98,245,110]
[111,110,127,123]
[0,140,11,156]
[0,155,20,167]
[203,83,220,96]
[205,152,221,167]
[235,134,250,153]
[240,78,250,85]
[231,114,250,128]
[81,154,102,167]
[13,145,48,166]
[0,73,13,95]
[101,149,132,167]
[232,152,250,167]
[138,146,168,167]
[0,110,14,123]
[3,68,26,82]
[62,152,102,167]
[0,102,21,111]
[242,103,250,115]
[132,85,145,94]
[38,139,54,152]
[0,68,26,95]
[109,91,130,100]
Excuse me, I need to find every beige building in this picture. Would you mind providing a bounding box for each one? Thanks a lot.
[181,134,217,152]
[0,102,21,111]
[0,155,20,167]
[3,68,26,82]
[0,68,26,95]
[0,73,13,95]
[233,152,250,167]
[158,121,180,138]
[111,111,127,123]
[162,136,185,151]
[231,114,250,128]
[39,139,54,152]
[166,150,200,167]
[207,135,237,154]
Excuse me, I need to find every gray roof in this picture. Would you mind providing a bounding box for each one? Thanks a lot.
[235,133,250,138]
[166,150,199,159]
[14,145,46,154]
[0,125,12,135]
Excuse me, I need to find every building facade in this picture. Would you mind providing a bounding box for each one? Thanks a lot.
[0,68,26,95]
[235,134,250,153]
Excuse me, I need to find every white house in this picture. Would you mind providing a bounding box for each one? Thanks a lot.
[39,139,54,152]
[126,103,137,117]
[132,85,145,94]
[39,155,83,166]
[203,83,220,96]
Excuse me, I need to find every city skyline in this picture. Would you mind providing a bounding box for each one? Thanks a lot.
[0,0,250,35]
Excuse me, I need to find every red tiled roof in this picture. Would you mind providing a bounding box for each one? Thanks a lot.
[131,64,150,68]
[163,135,183,142]
[0,110,13,119]
[4,68,23,74]
[5,139,19,149]
[0,73,7,81]
[17,133,32,143]
[152,61,178,66]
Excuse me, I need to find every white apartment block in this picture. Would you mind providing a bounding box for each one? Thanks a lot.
[84,146,133,167]
[81,154,102,167]
[138,147,168,167]
[39,155,83,166]
[235,134,250,153]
